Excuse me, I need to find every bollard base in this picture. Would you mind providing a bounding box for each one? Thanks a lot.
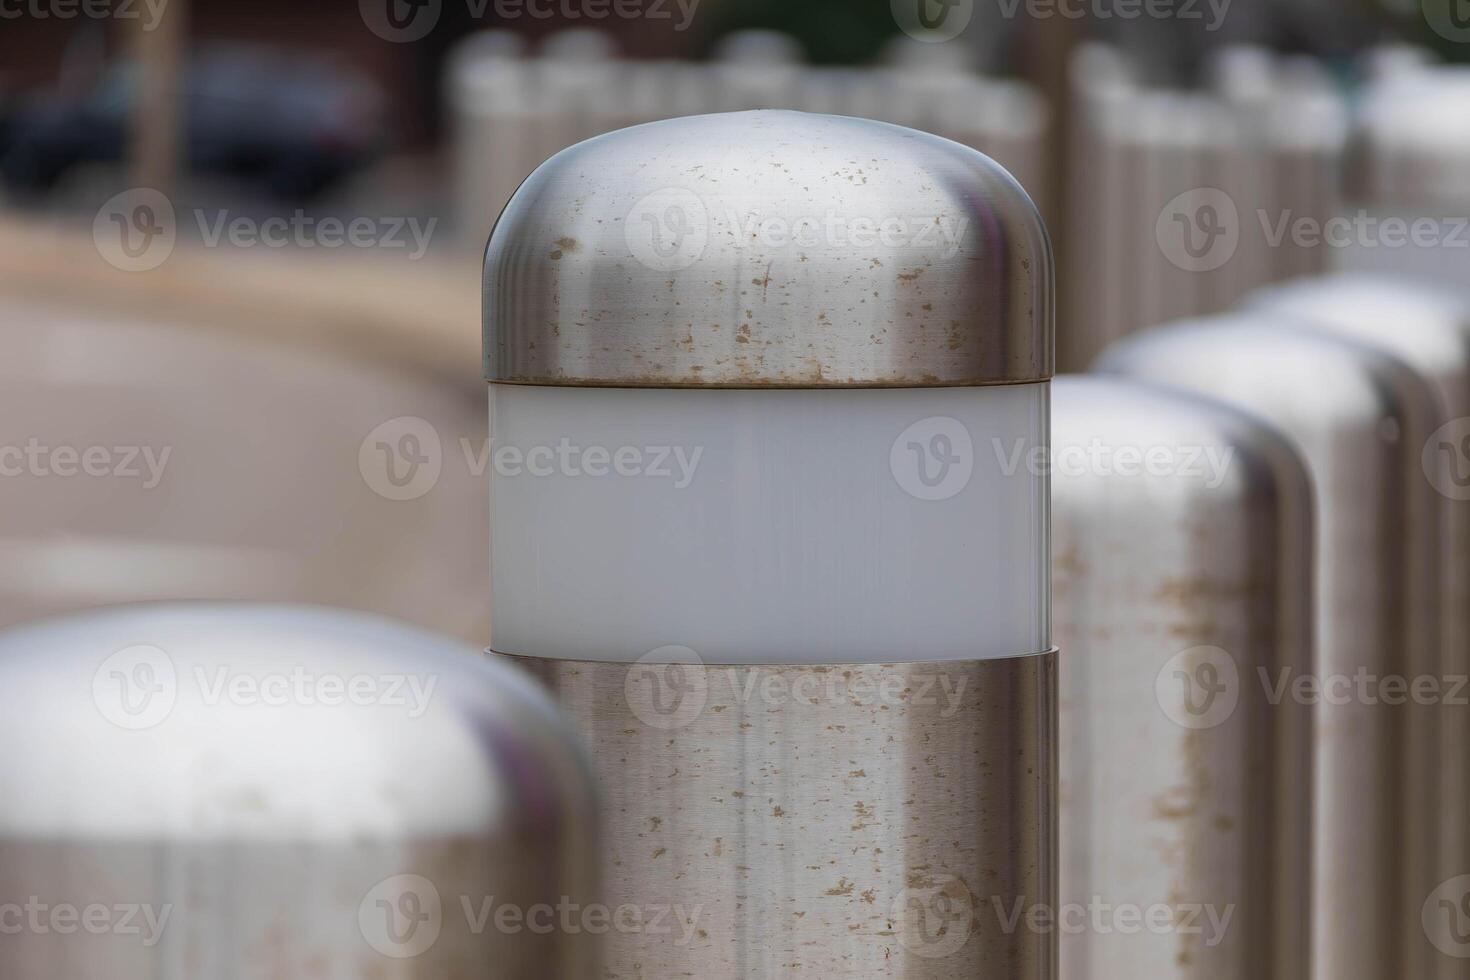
[503,651,1058,979]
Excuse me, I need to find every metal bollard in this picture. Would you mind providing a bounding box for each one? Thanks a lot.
[0,603,598,977]
[1053,375,1313,979]
[1248,272,1470,979]
[1097,314,1444,980]
[1341,67,1470,296]
[482,110,1056,977]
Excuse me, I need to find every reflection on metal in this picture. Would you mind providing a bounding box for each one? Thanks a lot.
[1248,273,1470,980]
[1053,375,1313,979]
[482,111,1052,387]
[0,604,599,978]
[517,654,1055,978]
[1098,314,1444,980]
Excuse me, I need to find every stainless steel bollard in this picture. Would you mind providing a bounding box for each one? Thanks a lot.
[1053,375,1314,979]
[1097,314,1444,980]
[483,110,1056,978]
[1341,67,1470,295]
[1248,273,1470,980]
[0,603,598,977]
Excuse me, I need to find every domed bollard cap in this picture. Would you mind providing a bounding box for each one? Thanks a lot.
[0,603,597,977]
[483,109,1053,388]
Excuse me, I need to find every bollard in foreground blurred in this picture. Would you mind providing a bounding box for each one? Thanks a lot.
[483,110,1055,977]
[1247,273,1470,980]
[1097,316,1444,980]
[1053,375,1313,979]
[0,603,598,978]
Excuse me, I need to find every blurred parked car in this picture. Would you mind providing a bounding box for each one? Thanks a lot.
[0,44,386,199]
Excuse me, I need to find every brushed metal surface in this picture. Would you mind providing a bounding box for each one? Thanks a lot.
[1098,316,1444,980]
[513,651,1057,979]
[1354,67,1470,210]
[0,604,599,978]
[482,110,1054,387]
[1248,274,1470,980]
[1053,376,1313,979]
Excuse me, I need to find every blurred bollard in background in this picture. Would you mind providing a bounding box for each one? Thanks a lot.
[1339,66,1470,297]
[0,603,599,977]
[1098,315,1447,980]
[1054,375,1313,979]
[1246,272,1470,965]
